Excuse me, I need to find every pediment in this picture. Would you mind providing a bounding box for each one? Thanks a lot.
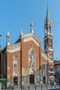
[7,33,42,53]
[22,33,42,46]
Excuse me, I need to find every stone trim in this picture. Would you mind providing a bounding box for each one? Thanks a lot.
[7,43,21,53]
[42,50,50,61]
[22,33,42,45]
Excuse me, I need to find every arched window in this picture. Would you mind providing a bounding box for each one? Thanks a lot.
[13,55,18,73]
[28,48,36,75]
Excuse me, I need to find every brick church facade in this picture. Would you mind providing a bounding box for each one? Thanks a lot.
[0,7,54,86]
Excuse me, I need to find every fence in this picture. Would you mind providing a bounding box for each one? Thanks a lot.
[0,84,60,90]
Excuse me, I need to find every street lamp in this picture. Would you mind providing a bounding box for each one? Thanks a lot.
[0,35,2,75]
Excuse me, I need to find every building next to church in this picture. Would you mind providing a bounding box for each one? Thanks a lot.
[54,60,60,84]
[0,7,54,86]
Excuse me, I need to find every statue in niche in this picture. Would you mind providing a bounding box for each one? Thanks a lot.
[29,49,35,74]
[13,56,18,73]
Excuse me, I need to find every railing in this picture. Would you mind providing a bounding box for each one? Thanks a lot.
[1,84,60,90]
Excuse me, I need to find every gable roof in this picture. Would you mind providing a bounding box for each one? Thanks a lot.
[21,33,42,45]
[2,33,42,53]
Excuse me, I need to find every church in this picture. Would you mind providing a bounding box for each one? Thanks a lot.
[0,7,54,86]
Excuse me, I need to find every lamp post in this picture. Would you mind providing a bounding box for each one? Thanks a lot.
[0,35,2,75]
[20,34,22,90]
[0,34,2,50]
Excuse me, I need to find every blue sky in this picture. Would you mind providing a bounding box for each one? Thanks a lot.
[0,0,60,60]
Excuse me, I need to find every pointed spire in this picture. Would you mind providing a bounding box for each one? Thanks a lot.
[44,4,52,36]
[45,3,51,25]
[6,31,10,46]
[20,25,23,36]
[30,19,34,33]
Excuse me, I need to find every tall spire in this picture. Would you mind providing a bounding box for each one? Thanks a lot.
[44,4,52,36]
[44,5,53,60]
[45,4,51,25]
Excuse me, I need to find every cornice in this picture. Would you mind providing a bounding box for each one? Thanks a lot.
[21,33,42,46]
[7,43,21,53]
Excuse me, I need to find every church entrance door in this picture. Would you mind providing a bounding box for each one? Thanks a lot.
[30,75,34,84]
[14,76,18,85]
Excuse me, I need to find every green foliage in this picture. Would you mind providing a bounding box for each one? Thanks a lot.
[0,74,6,84]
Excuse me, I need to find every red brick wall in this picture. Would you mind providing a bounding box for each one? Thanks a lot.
[7,51,20,78]
[6,39,42,77]
[21,39,42,70]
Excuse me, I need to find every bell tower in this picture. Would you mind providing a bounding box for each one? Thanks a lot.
[44,6,53,60]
